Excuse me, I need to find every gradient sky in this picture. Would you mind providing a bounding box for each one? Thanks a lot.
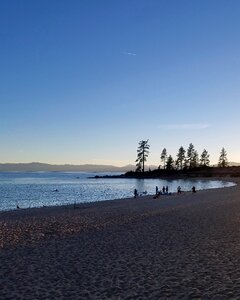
[1,0,240,166]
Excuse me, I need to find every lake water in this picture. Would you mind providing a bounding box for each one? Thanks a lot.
[0,172,235,211]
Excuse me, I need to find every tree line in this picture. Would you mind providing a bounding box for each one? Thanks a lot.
[136,140,228,173]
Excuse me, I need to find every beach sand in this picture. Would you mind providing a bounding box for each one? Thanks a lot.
[1,179,240,299]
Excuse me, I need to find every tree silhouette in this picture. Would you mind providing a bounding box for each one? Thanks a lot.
[192,150,199,168]
[218,147,228,167]
[176,146,186,170]
[135,140,150,172]
[200,149,210,166]
[160,148,167,169]
[186,143,196,169]
[135,162,142,172]
[166,155,174,170]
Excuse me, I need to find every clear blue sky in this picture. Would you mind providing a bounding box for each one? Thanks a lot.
[1,0,240,166]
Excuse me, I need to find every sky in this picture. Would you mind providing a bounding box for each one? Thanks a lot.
[1,0,240,166]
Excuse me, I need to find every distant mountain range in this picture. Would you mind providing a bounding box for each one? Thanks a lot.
[229,162,240,166]
[0,162,157,172]
[0,162,239,172]
[213,162,240,167]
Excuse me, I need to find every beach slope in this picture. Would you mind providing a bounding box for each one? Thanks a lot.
[1,181,240,299]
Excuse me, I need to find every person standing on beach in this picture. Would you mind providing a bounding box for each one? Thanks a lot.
[177,186,181,194]
[134,189,138,198]
[166,186,169,194]
[156,186,158,195]
[162,186,166,194]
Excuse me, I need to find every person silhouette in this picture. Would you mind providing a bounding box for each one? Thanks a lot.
[134,189,138,198]
[177,186,181,194]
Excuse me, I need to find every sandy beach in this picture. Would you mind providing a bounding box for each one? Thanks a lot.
[1,179,240,299]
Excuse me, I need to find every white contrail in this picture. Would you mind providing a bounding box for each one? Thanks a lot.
[122,51,137,56]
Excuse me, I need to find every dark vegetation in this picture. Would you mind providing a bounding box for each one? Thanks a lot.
[123,141,237,178]
[95,142,239,179]
[125,166,240,178]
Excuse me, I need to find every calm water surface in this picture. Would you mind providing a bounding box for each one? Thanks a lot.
[0,172,235,211]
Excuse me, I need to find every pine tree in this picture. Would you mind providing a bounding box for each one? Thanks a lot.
[186,143,195,169]
[176,146,186,170]
[218,147,228,167]
[166,155,174,170]
[200,149,210,166]
[136,162,142,172]
[135,140,150,172]
[160,148,167,169]
[192,150,199,168]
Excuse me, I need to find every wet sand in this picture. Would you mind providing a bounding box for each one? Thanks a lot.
[1,179,240,299]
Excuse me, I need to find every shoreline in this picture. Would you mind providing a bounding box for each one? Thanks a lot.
[0,177,238,246]
[1,178,240,298]
[0,176,236,214]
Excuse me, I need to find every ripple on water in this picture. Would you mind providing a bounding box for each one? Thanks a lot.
[0,172,235,211]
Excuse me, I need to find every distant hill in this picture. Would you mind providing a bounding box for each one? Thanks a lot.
[0,162,238,173]
[228,162,240,166]
[0,162,156,172]
[123,165,240,179]
[212,162,240,167]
